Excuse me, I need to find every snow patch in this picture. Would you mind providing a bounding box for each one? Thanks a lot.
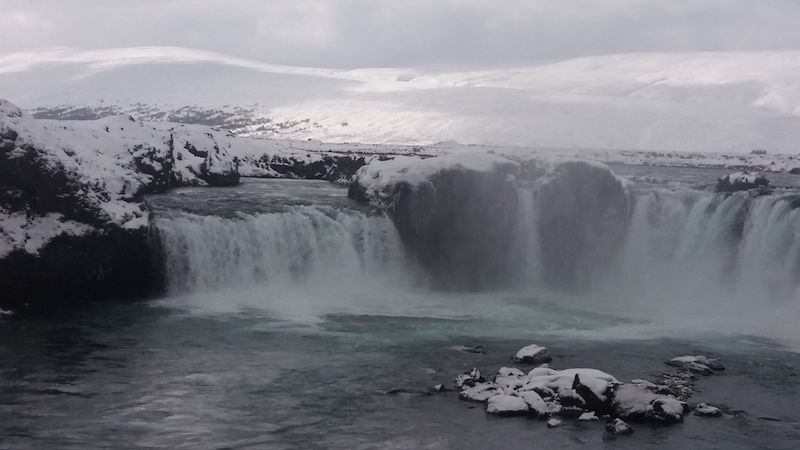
[0,210,94,258]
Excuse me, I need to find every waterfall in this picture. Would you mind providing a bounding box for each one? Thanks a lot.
[149,176,800,318]
[601,188,800,308]
[153,205,407,294]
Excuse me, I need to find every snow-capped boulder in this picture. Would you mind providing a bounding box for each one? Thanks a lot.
[455,368,486,389]
[715,172,770,193]
[459,382,499,402]
[666,355,724,373]
[612,384,686,424]
[694,403,722,417]
[450,344,486,354]
[558,388,586,408]
[578,411,599,421]
[497,367,526,377]
[494,367,528,389]
[606,418,634,435]
[171,125,239,186]
[513,344,552,365]
[546,418,563,428]
[486,394,529,416]
[519,390,550,417]
[630,379,670,394]
[529,368,618,401]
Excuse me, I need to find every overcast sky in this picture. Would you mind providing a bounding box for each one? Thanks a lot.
[3,0,800,69]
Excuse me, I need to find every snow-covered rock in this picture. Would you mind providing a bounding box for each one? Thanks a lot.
[450,345,486,354]
[546,418,563,428]
[455,368,485,389]
[459,382,499,402]
[486,394,529,416]
[578,411,599,421]
[528,368,618,401]
[497,367,526,377]
[519,390,550,417]
[694,403,723,417]
[666,355,725,373]
[612,384,687,424]
[606,418,634,435]
[715,172,770,193]
[558,389,586,408]
[513,344,552,365]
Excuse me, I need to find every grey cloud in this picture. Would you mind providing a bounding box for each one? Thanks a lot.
[2,0,800,68]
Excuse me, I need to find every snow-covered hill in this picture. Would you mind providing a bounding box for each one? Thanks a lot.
[2,47,800,153]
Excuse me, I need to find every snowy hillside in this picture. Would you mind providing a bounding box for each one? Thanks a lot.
[2,47,800,153]
[0,99,375,259]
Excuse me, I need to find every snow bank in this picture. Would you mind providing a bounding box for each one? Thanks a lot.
[0,209,93,258]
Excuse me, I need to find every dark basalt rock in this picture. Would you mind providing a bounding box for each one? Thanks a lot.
[0,141,109,226]
[385,164,521,290]
[606,418,634,435]
[573,374,613,416]
[714,172,770,193]
[534,161,630,288]
[0,227,163,311]
[349,157,630,291]
[253,154,367,184]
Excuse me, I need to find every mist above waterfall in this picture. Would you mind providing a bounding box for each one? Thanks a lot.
[147,170,800,343]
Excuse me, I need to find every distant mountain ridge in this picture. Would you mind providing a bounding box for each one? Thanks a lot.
[2,46,800,153]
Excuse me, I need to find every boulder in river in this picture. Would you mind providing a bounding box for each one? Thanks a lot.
[513,344,553,365]
[666,355,724,372]
[694,403,723,417]
[455,368,485,389]
[486,394,529,416]
[714,172,769,193]
[547,418,563,428]
[606,418,634,435]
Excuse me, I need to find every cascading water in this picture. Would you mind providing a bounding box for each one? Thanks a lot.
[154,206,406,293]
[602,188,800,307]
[147,172,800,337]
[148,179,410,305]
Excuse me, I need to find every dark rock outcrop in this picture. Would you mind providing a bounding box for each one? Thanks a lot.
[533,161,630,288]
[715,172,770,193]
[249,153,368,184]
[348,154,631,290]
[0,227,163,310]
